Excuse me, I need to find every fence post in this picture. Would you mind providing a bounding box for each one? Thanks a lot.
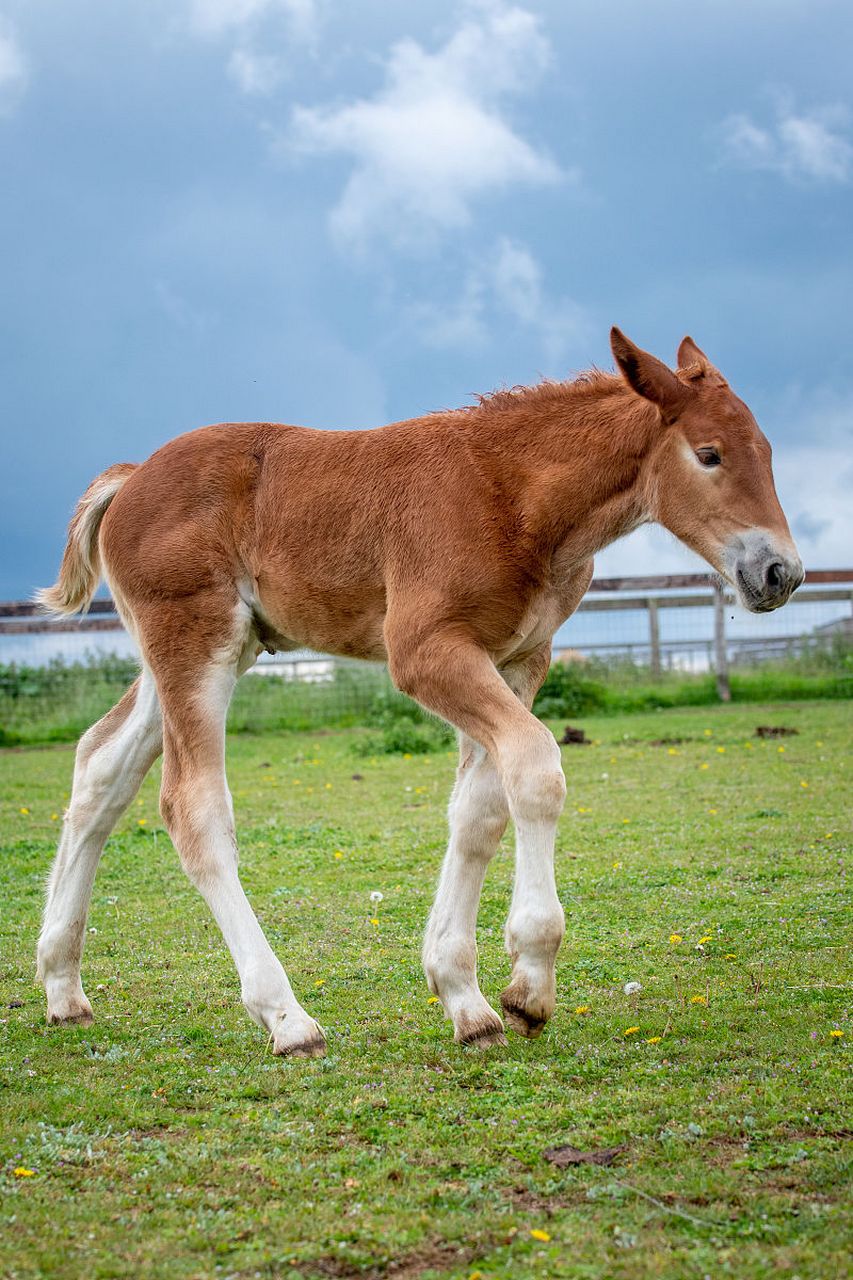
[713,581,731,702]
[647,597,661,679]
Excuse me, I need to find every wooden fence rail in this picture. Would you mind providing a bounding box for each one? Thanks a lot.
[2,570,851,703]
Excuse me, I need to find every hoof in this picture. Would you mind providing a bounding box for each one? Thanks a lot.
[501,1002,546,1039]
[455,1010,507,1050]
[272,1017,327,1059]
[500,987,549,1040]
[47,1000,94,1028]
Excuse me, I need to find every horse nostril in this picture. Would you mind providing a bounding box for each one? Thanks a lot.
[765,561,785,593]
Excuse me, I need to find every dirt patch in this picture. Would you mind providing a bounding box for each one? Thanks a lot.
[559,725,589,745]
[293,1241,486,1279]
[649,736,695,747]
[544,1143,627,1168]
[754,725,799,738]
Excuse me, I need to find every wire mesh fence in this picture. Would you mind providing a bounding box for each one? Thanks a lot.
[1,571,850,744]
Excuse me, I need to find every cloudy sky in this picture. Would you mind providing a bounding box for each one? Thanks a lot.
[1,0,851,598]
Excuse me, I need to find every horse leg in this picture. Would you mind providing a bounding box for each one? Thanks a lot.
[38,670,163,1024]
[145,600,325,1058]
[389,629,566,1043]
[422,732,509,1046]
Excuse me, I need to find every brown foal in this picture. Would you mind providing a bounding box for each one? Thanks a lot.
[37,329,803,1056]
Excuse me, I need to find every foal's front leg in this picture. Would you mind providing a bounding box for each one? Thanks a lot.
[389,630,566,1044]
[422,734,509,1046]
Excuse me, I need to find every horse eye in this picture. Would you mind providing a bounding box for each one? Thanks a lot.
[696,447,721,467]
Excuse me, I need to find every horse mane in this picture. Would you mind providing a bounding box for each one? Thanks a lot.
[446,368,630,420]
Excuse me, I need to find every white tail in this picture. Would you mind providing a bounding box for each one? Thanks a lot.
[35,463,137,616]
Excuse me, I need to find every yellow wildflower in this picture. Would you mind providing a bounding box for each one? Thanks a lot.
[697,935,712,945]
[574,1005,590,1015]
[716,746,726,754]
[690,995,707,1005]
[646,1036,662,1044]
[13,1167,35,1178]
[777,746,785,753]
[800,780,809,789]
[427,996,440,1005]
[623,1026,640,1036]
[612,860,623,870]
[830,1029,844,1039]
[334,850,344,860]
[370,917,379,927]
[725,953,737,960]
[18,807,29,815]
[530,1229,551,1242]
[315,979,325,988]
[669,933,683,944]
[137,818,147,826]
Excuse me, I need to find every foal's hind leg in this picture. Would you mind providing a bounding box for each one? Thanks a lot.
[38,670,163,1024]
[146,608,325,1058]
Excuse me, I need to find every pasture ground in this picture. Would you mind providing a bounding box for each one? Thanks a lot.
[0,701,850,1279]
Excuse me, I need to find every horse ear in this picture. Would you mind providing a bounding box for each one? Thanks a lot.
[676,335,728,386]
[610,327,690,419]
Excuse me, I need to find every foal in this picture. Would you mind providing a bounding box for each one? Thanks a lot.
[37,329,802,1056]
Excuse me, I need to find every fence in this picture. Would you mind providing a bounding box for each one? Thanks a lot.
[1,570,851,707]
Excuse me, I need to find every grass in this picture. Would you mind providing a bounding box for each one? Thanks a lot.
[0,700,850,1279]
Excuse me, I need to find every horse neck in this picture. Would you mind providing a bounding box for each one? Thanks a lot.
[464,380,660,558]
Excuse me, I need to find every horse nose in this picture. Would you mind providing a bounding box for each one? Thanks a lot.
[765,558,803,600]
[765,561,784,593]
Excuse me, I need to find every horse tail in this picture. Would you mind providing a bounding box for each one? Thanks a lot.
[35,463,138,616]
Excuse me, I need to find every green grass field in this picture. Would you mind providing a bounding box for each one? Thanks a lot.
[1,701,850,1279]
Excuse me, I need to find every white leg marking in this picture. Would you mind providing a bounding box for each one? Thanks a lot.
[38,669,162,1024]
[423,735,509,1046]
[497,724,566,1037]
[162,659,324,1058]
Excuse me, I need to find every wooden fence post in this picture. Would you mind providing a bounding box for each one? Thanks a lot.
[647,597,661,679]
[713,581,731,702]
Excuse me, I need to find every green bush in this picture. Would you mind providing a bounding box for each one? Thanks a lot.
[533,661,608,717]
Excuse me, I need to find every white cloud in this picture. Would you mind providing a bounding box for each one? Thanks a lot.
[411,237,590,367]
[188,0,316,40]
[721,99,852,184]
[0,22,28,115]
[287,2,562,247]
[186,0,316,96]
[227,47,284,95]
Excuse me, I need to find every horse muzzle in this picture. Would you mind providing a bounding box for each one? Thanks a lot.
[724,532,804,613]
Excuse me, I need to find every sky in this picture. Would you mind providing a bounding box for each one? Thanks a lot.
[1,0,852,599]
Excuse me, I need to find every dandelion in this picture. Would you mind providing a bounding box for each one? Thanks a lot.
[334,850,344,860]
[370,917,379,927]
[427,996,440,1005]
[699,763,709,770]
[18,807,29,815]
[50,813,59,821]
[13,1167,35,1178]
[622,818,630,823]
[325,783,333,790]
[137,818,147,827]
[623,1026,640,1036]
[612,860,623,870]
[370,891,384,903]
[707,808,718,815]
[646,1036,662,1044]
[725,953,737,960]
[574,1005,590,1015]
[697,935,712,946]
[716,747,726,754]
[667,748,678,756]
[623,981,642,995]
[530,1228,551,1242]
[669,933,683,945]
[830,1030,844,1039]
[800,781,809,789]
[777,746,785,753]
[690,995,707,1005]
[315,979,325,988]
[703,729,712,736]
